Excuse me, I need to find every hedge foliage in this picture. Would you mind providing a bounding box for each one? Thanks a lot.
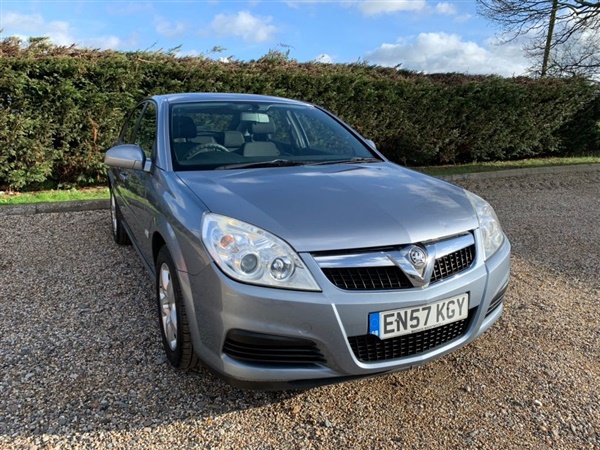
[1,38,599,190]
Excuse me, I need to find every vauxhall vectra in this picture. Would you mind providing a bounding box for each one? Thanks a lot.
[105,93,510,389]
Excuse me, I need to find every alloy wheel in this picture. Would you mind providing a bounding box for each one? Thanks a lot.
[110,191,118,236]
[158,263,178,351]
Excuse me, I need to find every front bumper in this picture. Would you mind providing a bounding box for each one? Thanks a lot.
[182,237,511,389]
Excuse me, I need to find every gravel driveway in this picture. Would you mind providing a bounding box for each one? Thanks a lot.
[1,170,598,449]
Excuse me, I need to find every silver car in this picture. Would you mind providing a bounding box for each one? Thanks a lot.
[105,93,510,389]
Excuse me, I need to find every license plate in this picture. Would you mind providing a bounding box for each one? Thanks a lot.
[369,294,469,340]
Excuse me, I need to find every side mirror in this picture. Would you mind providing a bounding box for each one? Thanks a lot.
[105,144,146,171]
[365,139,377,150]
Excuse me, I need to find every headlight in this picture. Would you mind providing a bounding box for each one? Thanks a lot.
[201,213,321,291]
[466,191,505,260]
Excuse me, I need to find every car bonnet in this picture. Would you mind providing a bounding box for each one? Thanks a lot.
[177,162,478,253]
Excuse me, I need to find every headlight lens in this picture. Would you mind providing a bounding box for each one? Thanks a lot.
[201,213,320,291]
[466,191,505,260]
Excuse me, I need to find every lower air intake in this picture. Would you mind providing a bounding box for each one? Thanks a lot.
[223,330,326,365]
[348,311,473,362]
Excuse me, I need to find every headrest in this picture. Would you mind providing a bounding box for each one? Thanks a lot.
[251,121,276,135]
[223,131,245,148]
[243,142,280,157]
[172,116,196,139]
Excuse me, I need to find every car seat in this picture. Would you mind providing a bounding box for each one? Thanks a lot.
[242,122,280,157]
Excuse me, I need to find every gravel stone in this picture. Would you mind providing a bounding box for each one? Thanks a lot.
[0,169,598,449]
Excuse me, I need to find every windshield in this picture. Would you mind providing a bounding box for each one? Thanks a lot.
[169,101,379,171]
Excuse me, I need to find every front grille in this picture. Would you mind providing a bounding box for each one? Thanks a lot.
[322,245,476,291]
[348,312,472,362]
[431,245,475,283]
[321,266,412,290]
[223,330,326,365]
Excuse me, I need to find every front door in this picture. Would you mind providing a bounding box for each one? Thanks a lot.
[127,102,158,265]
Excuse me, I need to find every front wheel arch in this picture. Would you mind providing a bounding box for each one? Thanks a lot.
[152,232,166,267]
[156,246,199,369]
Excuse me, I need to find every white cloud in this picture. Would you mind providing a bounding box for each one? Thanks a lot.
[210,11,277,43]
[315,53,334,63]
[344,1,458,17]
[155,17,187,39]
[365,32,529,76]
[455,13,472,24]
[2,12,75,45]
[84,35,123,49]
[354,0,427,16]
[435,2,457,15]
[2,12,44,31]
[1,11,127,50]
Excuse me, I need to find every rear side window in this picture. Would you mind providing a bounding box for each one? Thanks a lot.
[135,103,157,157]
[120,103,145,144]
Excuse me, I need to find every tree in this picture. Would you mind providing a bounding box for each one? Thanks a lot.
[476,0,600,77]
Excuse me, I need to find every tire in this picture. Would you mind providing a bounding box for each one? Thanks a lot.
[156,246,199,369]
[109,186,131,246]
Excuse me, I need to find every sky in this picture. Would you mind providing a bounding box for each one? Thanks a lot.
[0,0,531,77]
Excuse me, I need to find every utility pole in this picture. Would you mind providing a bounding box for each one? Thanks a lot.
[541,0,559,77]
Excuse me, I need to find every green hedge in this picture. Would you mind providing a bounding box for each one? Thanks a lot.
[1,38,599,190]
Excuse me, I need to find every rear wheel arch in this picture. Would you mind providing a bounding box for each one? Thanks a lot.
[109,184,131,246]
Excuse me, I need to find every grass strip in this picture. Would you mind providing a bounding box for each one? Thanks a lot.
[414,155,600,177]
[0,187,109,205]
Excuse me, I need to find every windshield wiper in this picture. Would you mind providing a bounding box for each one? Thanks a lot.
[216,157,381,170]
[306,157,382,166]
[215,159,306,170]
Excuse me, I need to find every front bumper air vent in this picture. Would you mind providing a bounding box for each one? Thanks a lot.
[223,330,326,365]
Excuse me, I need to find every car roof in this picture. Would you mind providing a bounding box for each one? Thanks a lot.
[151,92,312,106]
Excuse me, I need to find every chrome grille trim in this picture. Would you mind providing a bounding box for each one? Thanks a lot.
[431,233,475,259]
[314,233,474,268]
[314,253,395,269]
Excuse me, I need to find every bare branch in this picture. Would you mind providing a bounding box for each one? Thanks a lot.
[476,0,600,77]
